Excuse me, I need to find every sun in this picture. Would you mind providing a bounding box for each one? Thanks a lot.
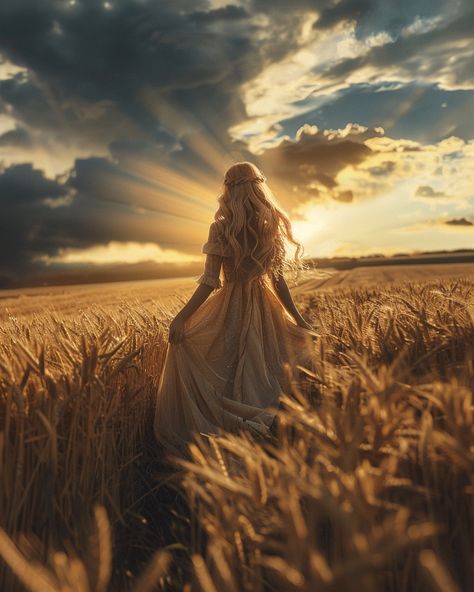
[291,206,328,247]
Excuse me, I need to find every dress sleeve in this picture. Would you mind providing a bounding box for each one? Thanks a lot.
[196,222,224,289]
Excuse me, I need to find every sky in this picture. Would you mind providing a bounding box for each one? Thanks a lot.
[0,0,473,287]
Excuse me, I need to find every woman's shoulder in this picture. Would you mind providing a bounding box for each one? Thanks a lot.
[208,220,220,236]
[208,220,225,242]
[203,221,231,256]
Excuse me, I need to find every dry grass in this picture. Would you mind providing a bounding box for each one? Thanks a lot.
[0,504,170,592]
[0,295,183,590]
[0,276,473,591]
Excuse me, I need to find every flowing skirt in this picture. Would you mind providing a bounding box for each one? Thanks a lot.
[153,276,315,455]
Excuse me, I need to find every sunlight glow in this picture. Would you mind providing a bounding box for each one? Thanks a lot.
[36,242,201,266]
[292,213,327,246]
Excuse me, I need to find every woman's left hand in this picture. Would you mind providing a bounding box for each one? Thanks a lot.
[168,314,186,344]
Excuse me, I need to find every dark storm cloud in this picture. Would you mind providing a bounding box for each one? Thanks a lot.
[0,71,57,130]
[0,0,316,185]
[0,163,68,275]
[0,0,304,283]
[252,0,322,11]
[314,0,373,30]
[265,126,375,177]
[0,70,140,155]
[0,1,210,103]
[0,163,66,202]
[0,125,30,146]
[0,0,302,148]
[445,218,473,226]
[0,157,210,286]
[256,124,383,206]
[189,5,251,23]
[69,157,132,201]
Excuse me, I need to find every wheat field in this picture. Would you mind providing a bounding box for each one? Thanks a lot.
[0,269,473,591]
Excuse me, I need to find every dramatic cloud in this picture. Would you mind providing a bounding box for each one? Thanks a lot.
[0,163,68,279]
[0,163,66,203]
[0,158,215,286]
[0,0,312,172]
[232,1,474,150]
[313,0,374,31]
[255,123,384,206]
[0,0,473,285]
[255,123,474,209]
[189,5,250,23]
[0,124,30,146]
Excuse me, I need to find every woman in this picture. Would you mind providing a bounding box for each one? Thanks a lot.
[154,161,315,455]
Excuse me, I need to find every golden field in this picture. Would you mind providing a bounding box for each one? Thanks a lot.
[0,263,473,591]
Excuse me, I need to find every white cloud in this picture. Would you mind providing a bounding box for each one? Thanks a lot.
[400,15,445,37]
[0,55,27,80]
[336,134,474,205]
[229,7,474,152]
[229,21,363,151]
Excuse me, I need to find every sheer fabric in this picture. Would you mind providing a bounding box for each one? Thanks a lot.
[153,221,315,455]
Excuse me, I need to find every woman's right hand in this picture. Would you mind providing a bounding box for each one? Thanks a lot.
[168,313,186,344]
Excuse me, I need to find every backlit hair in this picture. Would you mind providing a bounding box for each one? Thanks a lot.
[213,161,304,280]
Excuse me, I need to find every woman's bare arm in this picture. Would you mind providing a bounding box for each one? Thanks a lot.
[271,272,313,329]
[168,283,214,343]
[177,283,214,321]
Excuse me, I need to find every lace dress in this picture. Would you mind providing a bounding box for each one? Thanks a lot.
[153,221,315,454]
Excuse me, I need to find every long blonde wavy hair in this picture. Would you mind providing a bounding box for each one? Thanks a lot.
[213,161,304,280]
